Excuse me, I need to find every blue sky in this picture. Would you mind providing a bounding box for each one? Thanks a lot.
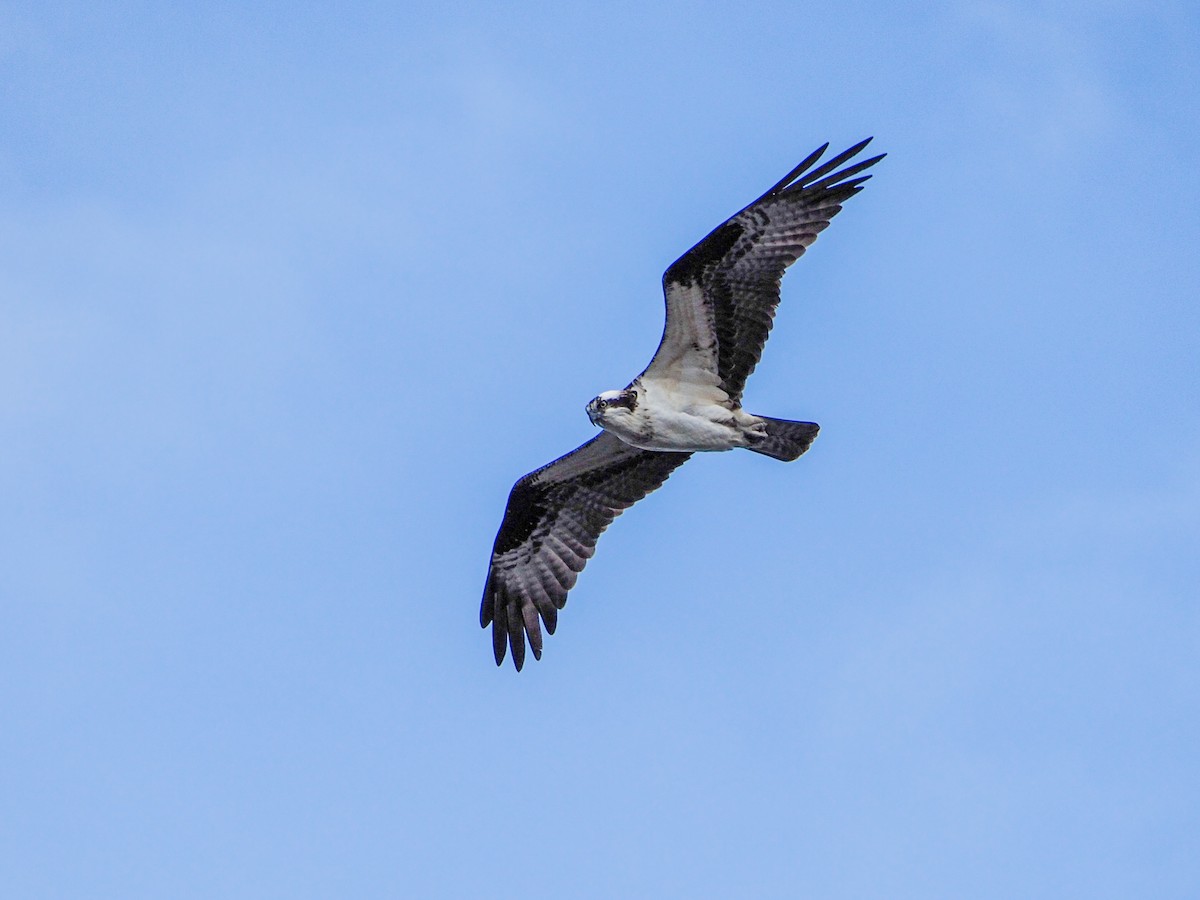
[2,2,1197,897]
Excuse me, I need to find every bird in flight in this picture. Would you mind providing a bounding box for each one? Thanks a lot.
[481,139,884,669]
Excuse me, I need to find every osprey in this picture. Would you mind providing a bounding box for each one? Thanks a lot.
[481,139,884,669]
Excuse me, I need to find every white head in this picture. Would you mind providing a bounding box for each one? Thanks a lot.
[586,388,639,426]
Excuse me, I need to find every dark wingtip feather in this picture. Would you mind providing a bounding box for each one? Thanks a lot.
[794,138,875,190]
[480,571,495,627]
[746,139,881,210]
[801,153,886,194]
[491,617,507,667]
[816,175,876,207]
[835,174,875,191]
[506,603,526,671]
[522,605,543,660]
[756,142,829,201]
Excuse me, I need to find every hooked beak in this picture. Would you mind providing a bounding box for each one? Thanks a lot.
[586,402,599,426]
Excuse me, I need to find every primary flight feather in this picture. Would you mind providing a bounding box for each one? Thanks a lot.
[481,139,884,669]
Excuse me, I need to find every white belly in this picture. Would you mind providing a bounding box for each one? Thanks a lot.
[601,377,763,452]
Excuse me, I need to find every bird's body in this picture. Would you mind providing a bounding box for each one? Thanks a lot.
[588,376,762,453]
[481,139,884,669]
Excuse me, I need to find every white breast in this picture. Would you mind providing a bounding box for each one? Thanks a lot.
[604,375,746,453]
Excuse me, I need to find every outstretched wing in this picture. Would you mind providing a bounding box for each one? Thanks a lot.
[481,432,691,670]
[646,139,884,403]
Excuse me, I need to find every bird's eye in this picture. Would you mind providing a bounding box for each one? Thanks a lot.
[598,399,608,408]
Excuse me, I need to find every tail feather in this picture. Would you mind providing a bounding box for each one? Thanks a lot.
[747,417,819,462]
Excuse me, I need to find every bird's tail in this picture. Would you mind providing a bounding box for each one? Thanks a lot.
[747,417,820,462]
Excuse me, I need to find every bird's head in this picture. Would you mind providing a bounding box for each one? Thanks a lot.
[586,389,638,426]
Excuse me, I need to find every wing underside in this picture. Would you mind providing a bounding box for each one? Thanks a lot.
[481,432,691,670]
[647,139,884,402]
